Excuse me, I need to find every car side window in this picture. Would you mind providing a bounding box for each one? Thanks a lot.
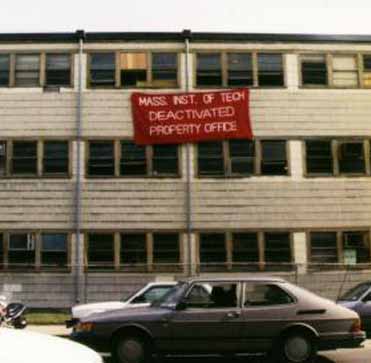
[186,283,238,309]
[132,286,171,304]
[362,292,371,303]
[244,283,294,307]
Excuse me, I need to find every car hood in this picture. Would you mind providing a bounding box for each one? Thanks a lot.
[82,306,169,323]
[72,301,128,319]
[0,328,102,363]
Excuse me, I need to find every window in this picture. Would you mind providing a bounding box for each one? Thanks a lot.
[132,285,174,304]
[153,233,180,271]
[0,233,3,269]
[152,145,178,175]
[232,233,259,271]
[46,54,71,87]
[306,140,333,174]
[264,232,292,270]
[310,232,338,267]
[0,141,6,176]
[196,53,222,87]
[88,141,115,176]
[343,232,370,265]
[197,142,224,176]
[243,283,294,307]
[362,55,371,88]
[87,233,114,270]
[301,54,328,86]
[11,141,37,175]
[120,233,147,271]
[229,140,254,175]
[89,53,115,87]
[152,53,178,87]
[43,141,69,175]
[338,142,365,174]
[120,53,147,87]
[199,233,226,271]
[8,233,36,269]
[120,141,147,176]
[227,53,253,86]
[0,55,9,87]
[332,55,358,88]
[15,54,40,87]
[257,53,284,86]
[41,233,68,269]
[261,140,287,175]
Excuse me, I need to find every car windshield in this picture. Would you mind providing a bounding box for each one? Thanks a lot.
[151,282,188,309]
[339,283,371,301]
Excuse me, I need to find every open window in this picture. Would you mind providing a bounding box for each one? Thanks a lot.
[88,141,115,176]
[15,54,40,87]
[152,53,178,87]
[11,141,38,175]
[362,55,371,88]
[8,233,36,270]
[196,53,222,87]
[46,54,71,87]
[41,233,68,270]
[89,53,115,87]
[120,53,148,87]
[227,53,253,86]
[301,54,328,86]
[0,55,9,87]
[343,232,370,265]
[257,54,284,86]
[87,233,114,270]
[261,140,287,175]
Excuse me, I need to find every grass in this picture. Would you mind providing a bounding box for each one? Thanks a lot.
[26,309,70,325]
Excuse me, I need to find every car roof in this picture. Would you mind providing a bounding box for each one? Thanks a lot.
[183,277,287,284]
[147,282,177,286]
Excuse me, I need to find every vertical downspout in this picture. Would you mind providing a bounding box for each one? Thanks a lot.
[183,30,193,277]
[74,30,85,303]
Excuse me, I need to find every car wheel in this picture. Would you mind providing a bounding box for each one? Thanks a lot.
[279,331,317,363]
[114,335,151,363]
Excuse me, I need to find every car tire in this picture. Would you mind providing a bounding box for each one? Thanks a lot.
[113,334,152,363]
[278,331,317,363]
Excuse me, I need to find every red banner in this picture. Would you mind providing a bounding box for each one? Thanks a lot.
[131,88,253,145]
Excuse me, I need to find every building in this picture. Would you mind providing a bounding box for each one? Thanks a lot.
[1,30,371,307]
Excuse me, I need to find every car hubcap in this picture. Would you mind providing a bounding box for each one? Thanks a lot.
[118,338,144,363]
[284,336,311,362]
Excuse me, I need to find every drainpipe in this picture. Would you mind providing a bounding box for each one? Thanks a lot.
[74,30,85,303]
[182,30,193,277]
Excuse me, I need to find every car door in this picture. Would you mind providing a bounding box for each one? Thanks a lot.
[355,290,371,333]
[240,282,297,352]
[167,281,245,353]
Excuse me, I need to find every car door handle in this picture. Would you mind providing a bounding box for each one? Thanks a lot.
[226,311,241,319]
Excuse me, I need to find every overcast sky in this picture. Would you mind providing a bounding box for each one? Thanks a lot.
[1,0,371,34]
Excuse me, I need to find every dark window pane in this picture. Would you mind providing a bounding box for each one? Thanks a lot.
[41,233,68,269]
[88,233,114,270]
[363,55,371,71]
[265,232,292,271]
[120,141,146,176]
[343,232,370,264]
[197,53,222,86]
[15,54,40,87]
[258,54,284,86]
[12,141,37,175]
[8,233,36,269]
[43,141,69,175]
[229,140,254,175]
[200,233,226,271]
[228,53,253,86]
[88,141,115,176]
[153,145,178,176]
[339,142,365,174]
[152,53,177,85]
[120,53,147,88]
[90,53,115,87]
[0,55,10,87]
[153,233,180,271]
[0,141,6,176]
[0,234,3,270]
[198,142,224,176]
[232,233,259,271]
[306,140,333,174]
[310,232,338,267]
[302,61,328,86]
[261,140,287,175]
[46,54,71,86]
[120,234,147,270]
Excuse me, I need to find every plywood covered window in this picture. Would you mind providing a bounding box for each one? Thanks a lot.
[264,232,292,270]
[41,233,68,269]
[120,233,147,270]
[0,55,10,87]
[257,53,284,86]
[343,232,370,264]
[306,140,333,175]
[310,232,338,266]
[362,55,371,88]
[46,54,71,87]
[261,140,287,175]
[153,233,180,269]
[43,141,69,175]
[87,233,114,270]
[152,52,178,87]
[196,53,222,87]
[88,141,115,176]
[89,53,115,87]
[8,233,36,269]
[227,53,253,86]
[15,54,40,87]
[332,55,358,88]
[301,54,328,86]
[120,53,148,87]
[11,141,38,175]
[338,141,365,174]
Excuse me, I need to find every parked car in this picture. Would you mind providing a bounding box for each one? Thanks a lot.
[337,281,371,334]
[71,277,365,363]
[67,282,176,326]
[0,326,103,363]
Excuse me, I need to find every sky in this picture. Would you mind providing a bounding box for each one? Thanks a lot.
[1,0,371,34]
